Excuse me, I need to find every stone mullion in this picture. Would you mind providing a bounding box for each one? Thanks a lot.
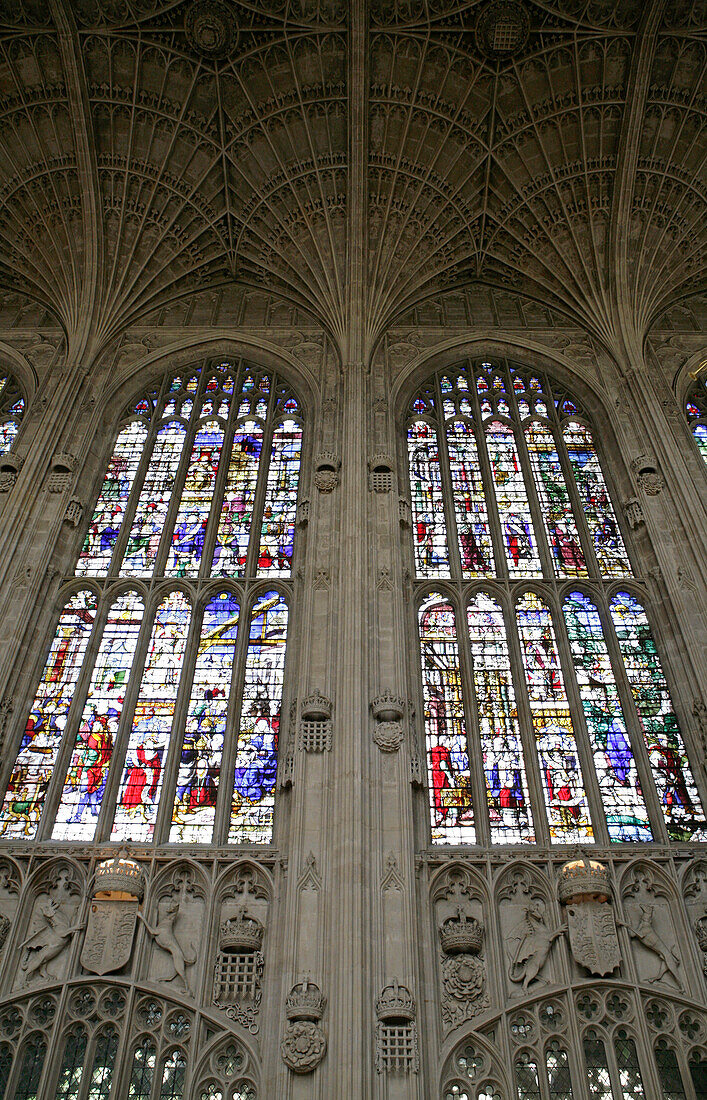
[500,590,552,849]
[151,596,205,846]
[33,589,115,842]
[550,589,612,847]
[591,591,669,846]
[210,583,256,848]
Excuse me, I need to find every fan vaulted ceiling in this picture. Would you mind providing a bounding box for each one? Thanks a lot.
[0,0,703,358]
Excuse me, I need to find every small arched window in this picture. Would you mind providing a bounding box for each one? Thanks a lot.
[0,360,301,845]
[685,374,707,464]
[409,358,705,846]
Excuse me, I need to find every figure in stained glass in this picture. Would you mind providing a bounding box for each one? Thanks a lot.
[563,421,630,576]
[685,376,707,463]
[166,421,223,576]
[407,420,449,577]
[213,423,263,575]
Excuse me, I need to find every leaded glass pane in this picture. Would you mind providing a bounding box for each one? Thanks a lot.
[77,421,148,576]
[165,420,224,577]
[55,1027,87,1100]
[0,372,24,455]
[525,421,586,577]
[0,1041,12,1097]
[562,421,630,576]
[583,1036,616,1098]
[516,593,593,841]
[12,1035,46,1100]
[515,1053,542,1099]
[0,591,97,838]
[407,419,450,577]
[546,1046,573,1099]
[112,591,192,841]
[485,420,541,577]
[688,1053,707,1099]
[654,1043,687,1099]
[87,1027,118,1100]
[228,591,287,844]
[419,593,474,843]
[128,1038,156,1100]
[686,376,707,463]
[120,421,188,576]
[614,1033,645,1099]
[170,592,240,843]
[610,592,705,841]
[53,592,145,840]
[258,418,301,576]
[212,421,263,576]
[563,592,652,841]
[446,420,494,576]
[159,1050,187,1100]
[467,592,534,843]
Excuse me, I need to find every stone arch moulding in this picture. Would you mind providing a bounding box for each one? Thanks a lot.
[99,331,322,435]
[0,341,39,405]
[390,332,612,424]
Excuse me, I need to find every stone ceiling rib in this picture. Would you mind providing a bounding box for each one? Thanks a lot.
[0,0,702,361]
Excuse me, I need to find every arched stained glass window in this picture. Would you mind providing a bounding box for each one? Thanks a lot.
[0,371,25,455]
[409,358,705,846]
[685,374,707,463]
[0,360,301,845]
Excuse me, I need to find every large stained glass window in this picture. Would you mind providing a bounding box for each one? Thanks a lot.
[685,374,707,463]
[0,359,301,845]
[409,358,705,846]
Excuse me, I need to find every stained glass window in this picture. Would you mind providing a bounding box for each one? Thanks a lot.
[546,1045,574,1100]
[13,1034,46,1100]
[685,374,707,463]
[129,1038,156,1099]
[159,1050,187,1100]
[654,1042,687,1100]
[409,358,704,847]
[55,1027,87,1100]
[0,371,25,455]
[0,360,300,845]
[613,1033,645,1100]
[87,1028,118,1100]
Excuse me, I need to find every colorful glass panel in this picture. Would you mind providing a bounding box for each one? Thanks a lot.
[407,420,450,577]
[419,593,474,844]
[112,591,192,842]
[170,592,240,843]
[563,421,630,576]
[121,421,187,576]
[0,419,18,453]
[228,591,287,844]
[258,419,302,576]
[485,421,541,577]
[686,378,707,464]
[0,591,96,839]
[516,592,593,841]
[77,421,149,576]
[563,592,652,841]
[53,592,145,840]
[212,421,263,576]
[0,373,24,456]
[165,420,224,577]
[610,592,705,841]
[446,421,494,575]
[525,421,586,577]
[467,593,534,843]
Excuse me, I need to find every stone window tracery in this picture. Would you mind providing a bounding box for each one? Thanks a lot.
[408,358,705,846]
[685,375,707,464]
[0,360,301,846]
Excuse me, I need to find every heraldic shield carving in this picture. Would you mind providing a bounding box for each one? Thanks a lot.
[81,898,138,975]
[81,851,144,976]
[565,901,620,976]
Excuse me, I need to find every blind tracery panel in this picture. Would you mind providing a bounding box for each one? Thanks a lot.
[409,358,705,847]
[0,360,300,845]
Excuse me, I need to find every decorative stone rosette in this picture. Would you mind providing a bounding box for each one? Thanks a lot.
[281,981,327,1074]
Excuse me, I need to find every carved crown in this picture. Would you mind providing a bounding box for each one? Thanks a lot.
[376,978,415,1022]
[371,691,405,723]
[315,451,340,471]
[219,910,264,953]
[94,851,144,900]
[301,691,332,721]
[439,910,484,956]
[286,980,326,1021]
[558,857,612,904]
